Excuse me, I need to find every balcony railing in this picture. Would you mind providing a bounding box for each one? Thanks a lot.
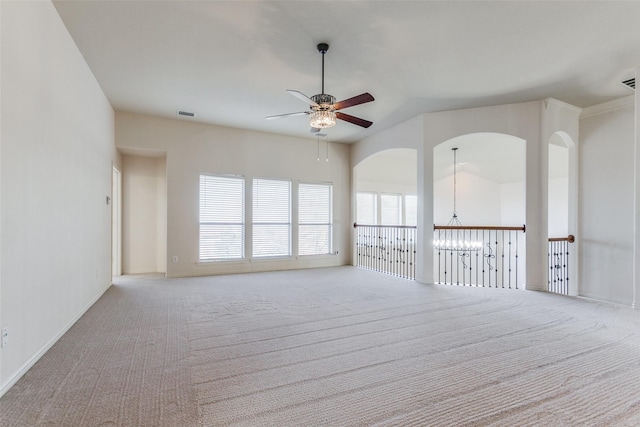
[354,223,417,280]
[355,224,571,293]
[433,225,526,289]
[548,235,575,295]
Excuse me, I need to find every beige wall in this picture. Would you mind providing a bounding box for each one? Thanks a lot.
[116,112,351,277]
[1,1,116,395]
[580,98,635,304]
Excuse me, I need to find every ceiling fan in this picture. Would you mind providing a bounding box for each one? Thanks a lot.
[266,43,375,133]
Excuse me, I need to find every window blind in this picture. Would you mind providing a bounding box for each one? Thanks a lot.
[299,183,332,255]
[356,192,377,224]
[199,175,244,260]
[405,194,418,226]
[381,193,402,225]
[253,178,291,257]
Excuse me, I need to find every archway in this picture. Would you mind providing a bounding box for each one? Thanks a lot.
[433,133,526,287]
[434,133,526,225]
[548,133,569,236]
[353,149,418,279]
[354,149,418,226]
[548,131,577,295]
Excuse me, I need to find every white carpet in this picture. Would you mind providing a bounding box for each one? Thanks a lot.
[2,266,640,426]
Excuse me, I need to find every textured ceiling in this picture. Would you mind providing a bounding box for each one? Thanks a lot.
[53,1,640,144]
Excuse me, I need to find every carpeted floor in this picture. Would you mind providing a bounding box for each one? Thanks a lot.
[2,266,640,426]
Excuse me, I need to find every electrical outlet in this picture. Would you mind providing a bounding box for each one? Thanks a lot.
[172,256,178,263]
[2,327,8,348]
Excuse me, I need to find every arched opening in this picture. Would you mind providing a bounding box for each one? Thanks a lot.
[353,149,418,279]
[434,133,526,225]
[354,149,418,226]
[433,133,526,288]
[548,133,569,237]
[548,131,577,295]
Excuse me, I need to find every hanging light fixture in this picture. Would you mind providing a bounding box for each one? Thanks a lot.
[265,43,374,130]
[433,147,482,251]
[309,94,336,129]
[309,110,336,129]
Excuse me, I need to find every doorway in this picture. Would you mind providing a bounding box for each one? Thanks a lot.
[112,166,122,276]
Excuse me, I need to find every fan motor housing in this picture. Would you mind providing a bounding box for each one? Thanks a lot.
[311,94,336,110]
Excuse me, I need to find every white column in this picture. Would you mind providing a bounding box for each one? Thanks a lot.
[634,67,640,308]
[416,140,434,283]
[525,103,547,291]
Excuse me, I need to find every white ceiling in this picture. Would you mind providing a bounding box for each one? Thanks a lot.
[52,1,640,144]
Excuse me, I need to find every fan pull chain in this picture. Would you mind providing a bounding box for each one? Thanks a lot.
[316,137,329,162]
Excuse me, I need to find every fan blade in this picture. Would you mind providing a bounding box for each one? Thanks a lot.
[287,90,320,108]
[266,111,310,120]
[333,92,374,110]
[336,112,373,128]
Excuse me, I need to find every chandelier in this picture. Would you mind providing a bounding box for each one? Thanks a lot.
[309,94,337,129]
[309,110,336,129]
[433,147,482,252]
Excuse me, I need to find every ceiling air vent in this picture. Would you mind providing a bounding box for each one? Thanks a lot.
[620,78,635,91]
[177,110,195,117]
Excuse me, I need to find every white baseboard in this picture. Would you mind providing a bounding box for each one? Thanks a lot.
[0,282,112,398]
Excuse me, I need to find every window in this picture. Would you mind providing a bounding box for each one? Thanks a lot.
[356,192,377,224]
[405,194,418,226]
[299,183,333,255]
[253,178,291,257]
[381,193,402,225]
[199,175,245,260]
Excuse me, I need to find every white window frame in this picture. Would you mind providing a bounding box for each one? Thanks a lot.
[298,182,333,256]
[380,193,402,225]
[199,174,245,261]
[356,191,378,225]
[404,194,418,226]
[252,178,291,258]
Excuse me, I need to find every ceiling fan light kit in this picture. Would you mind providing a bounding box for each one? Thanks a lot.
[310,110,337,129]
[266,43,374,132]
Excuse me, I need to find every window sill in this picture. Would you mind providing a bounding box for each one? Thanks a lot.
[196,258,246,266]
[196,253,336,267]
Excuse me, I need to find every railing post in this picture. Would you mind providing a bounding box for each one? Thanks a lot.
[433,225,526,288]
[548,234,574,295]
[356,223,530,288]
[354,223,417,280]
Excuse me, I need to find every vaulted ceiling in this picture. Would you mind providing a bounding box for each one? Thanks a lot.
[53,1,640,143]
